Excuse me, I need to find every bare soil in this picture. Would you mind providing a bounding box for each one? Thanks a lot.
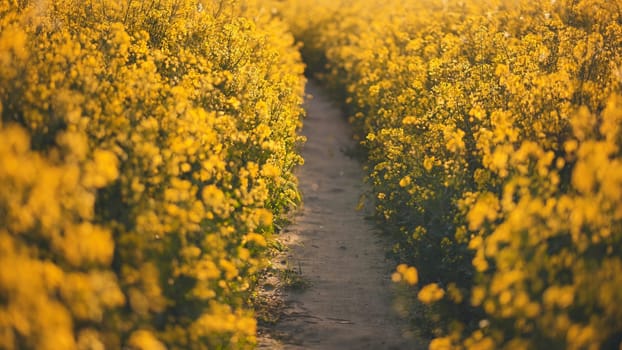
[257,81,423,350]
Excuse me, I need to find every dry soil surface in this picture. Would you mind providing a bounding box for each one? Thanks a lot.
[257,82,423,350]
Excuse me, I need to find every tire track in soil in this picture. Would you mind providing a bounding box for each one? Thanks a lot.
[258,81,423,350]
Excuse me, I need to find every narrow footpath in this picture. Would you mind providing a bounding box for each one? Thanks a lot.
[259,82,421,350]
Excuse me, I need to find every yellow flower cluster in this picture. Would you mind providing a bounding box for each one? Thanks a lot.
[0,1,305,349]
[280,0,622,348]
[392,263,419,285]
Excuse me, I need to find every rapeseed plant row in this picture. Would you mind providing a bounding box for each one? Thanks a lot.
[280,0,622,348]
[0,0,305,349]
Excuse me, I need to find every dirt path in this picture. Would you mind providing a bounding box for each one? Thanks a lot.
[258,82,422,350]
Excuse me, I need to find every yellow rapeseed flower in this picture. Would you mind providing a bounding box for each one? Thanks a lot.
[418,283,445,304]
